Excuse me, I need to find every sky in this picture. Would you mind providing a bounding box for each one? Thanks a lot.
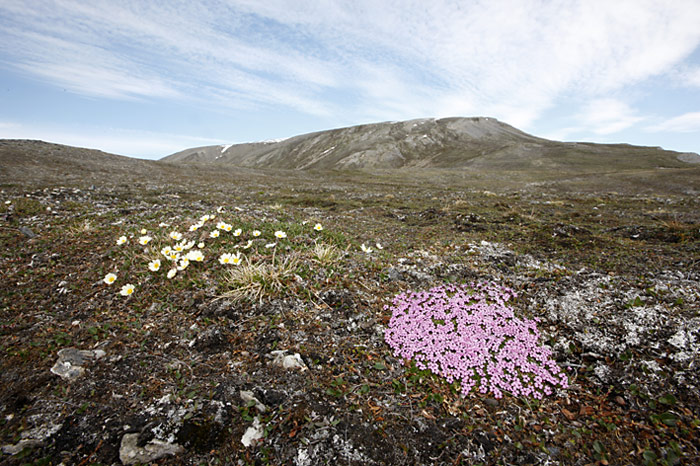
[1,0,700,160]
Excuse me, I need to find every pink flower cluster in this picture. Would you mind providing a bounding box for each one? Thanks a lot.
[384,282,568,399]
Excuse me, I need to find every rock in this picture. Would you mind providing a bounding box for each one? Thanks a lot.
[1,422,62,455]
[50,347,106,380]
[2,439,43,455]
[240,390,267,413]
[241,416,264,447]
[269,350,308,371]
[119,433,184,465]
[19,226,36,238]
[386,267,402,282]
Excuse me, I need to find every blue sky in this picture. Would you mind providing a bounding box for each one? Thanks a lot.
[1,0,700,160]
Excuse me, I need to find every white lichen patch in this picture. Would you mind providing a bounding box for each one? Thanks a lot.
[468,240,565,272]
[668,320,700,363]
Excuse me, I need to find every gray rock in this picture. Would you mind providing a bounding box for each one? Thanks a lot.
[240,390,267,413]
[1,422,62,455]
[2,439,43,455]
[119,433,184,465]
[386,267,402,281]
[269,350,308,371]
[19,226,36,238]
[50,347,106,380]
[241,416,264,447]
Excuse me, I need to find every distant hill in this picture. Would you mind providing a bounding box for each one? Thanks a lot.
[2,118,698,194]
[0,139,159,185]
[162,117,698,172]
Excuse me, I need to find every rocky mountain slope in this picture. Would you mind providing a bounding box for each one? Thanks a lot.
[162,117,698,172]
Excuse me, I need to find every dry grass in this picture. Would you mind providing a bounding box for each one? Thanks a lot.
[220,253,300,303]
[311,242,340,267]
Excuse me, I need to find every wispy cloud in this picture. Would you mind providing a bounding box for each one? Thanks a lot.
[577,99,646,135]
[647,112,700,133]
[1,0,699,134]
[676,67,700,88]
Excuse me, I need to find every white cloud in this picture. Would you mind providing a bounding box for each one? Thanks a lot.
[647,112,700,133]
[577,98,646,135]
[1,0,699,126]
[678,67,700,87]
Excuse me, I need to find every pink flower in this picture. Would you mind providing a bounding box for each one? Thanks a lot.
[384,282,568,399]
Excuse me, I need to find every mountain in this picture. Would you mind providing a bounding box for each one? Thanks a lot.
[162,117,699,172]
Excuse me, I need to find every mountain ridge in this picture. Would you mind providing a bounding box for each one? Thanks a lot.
[161,116,698,172]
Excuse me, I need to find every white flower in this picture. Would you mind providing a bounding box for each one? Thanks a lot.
[159,222,170,228]
[185,240,195,249]
[252,230,261,237]
[219,253,233,265]
[167,268,177,279]
[223,223,233,232]
[178,258,190,270]
[198,242,205,249]
[274,230,287,239]
[376,242,383,250]
[116,236,127,245]
[148,259,161,272]
[103,273,117,285]
[200,214,211,222]
[233,228,242,237]
[231,252,242,265]
[242,240,253,249]
[361,243,373,254]
[189,222,202,232]
[4,200,10,205]
[210,230,220,238]
[170,231,182,241]
[119,283,135,296]
[185,249,204,262]
[216,221,226,230]
[216,206,224,213]
[265,242,277,249]
[168,252,180,262]
[161,246,173,257]
[139,235,152,245]
[314,223,323,231]
[234,206,243,211]
[140,228,147,235]
[173,243,184,253]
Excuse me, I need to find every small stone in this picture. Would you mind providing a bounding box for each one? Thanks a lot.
[241,416,264,447]
[2,439,43,455]
[484,398,499,407]
[269,350,308,371]
[19,226,36,238]
[386,267,402,282]
[50,347,105,380]
[240,390,267,413]
[119,433,184,465]
[614,396,626,406]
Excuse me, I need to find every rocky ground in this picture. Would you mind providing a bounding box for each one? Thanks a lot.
[0,169,699,465]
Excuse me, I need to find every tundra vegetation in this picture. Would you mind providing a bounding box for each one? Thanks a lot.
[0,139,699,465]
